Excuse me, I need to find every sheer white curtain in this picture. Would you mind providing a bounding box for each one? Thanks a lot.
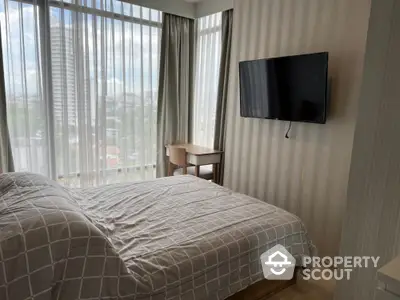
[0,0,161,187]
[193,13,222,149]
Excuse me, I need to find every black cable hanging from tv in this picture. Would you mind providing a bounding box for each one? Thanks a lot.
[285,121,292,139]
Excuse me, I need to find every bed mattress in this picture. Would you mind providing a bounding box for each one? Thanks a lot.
[0,173,313,300]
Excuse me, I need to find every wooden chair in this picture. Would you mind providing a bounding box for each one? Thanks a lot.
[168,146,214,181]
[168,147,188,176]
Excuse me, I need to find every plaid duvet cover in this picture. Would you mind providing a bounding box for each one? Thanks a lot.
[0,173,313,300]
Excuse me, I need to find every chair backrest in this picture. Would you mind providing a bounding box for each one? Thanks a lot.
[169,146,188,167]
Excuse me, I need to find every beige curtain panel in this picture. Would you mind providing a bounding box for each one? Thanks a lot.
[157,13,195,177]
[214,9,234,185]
[0,28,14,173]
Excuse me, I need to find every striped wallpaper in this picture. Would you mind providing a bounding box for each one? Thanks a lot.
[223,0,371,257]
[337,0,400,299]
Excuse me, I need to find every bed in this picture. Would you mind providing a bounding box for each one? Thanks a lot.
[0,172,313,300]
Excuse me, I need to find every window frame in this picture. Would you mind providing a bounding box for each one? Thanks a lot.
[192,13,222,149]
[7,0,162,181]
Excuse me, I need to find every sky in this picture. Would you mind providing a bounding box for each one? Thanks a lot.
[0,0,162,99]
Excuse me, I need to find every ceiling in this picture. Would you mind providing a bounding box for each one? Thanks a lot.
[127,0,232,18]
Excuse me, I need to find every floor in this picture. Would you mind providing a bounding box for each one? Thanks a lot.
[268,278,336,300]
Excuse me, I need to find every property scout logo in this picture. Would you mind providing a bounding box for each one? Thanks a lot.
[260,245,296,280]
[260,244,380,281]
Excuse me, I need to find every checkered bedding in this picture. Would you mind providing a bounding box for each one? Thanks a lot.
[0,172,314,300]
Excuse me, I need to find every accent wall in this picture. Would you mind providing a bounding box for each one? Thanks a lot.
[223,0,371,257]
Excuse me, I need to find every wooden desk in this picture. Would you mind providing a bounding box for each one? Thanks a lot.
[166,144,223,182]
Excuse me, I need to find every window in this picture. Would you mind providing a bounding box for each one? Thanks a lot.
[0,0,161,187]
[192,13,222,149]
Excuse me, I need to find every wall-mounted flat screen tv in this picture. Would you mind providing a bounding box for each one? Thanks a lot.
[239,52,329,124]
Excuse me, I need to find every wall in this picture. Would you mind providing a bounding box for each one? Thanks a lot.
[195,0,233,18]
[223,0,371,257]
[336,0,400,299]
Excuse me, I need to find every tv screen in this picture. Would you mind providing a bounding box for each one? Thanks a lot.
[239,52,329,124]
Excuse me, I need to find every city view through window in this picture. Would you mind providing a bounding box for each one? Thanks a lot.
[192,12,222,149]
[1,0,161,187]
